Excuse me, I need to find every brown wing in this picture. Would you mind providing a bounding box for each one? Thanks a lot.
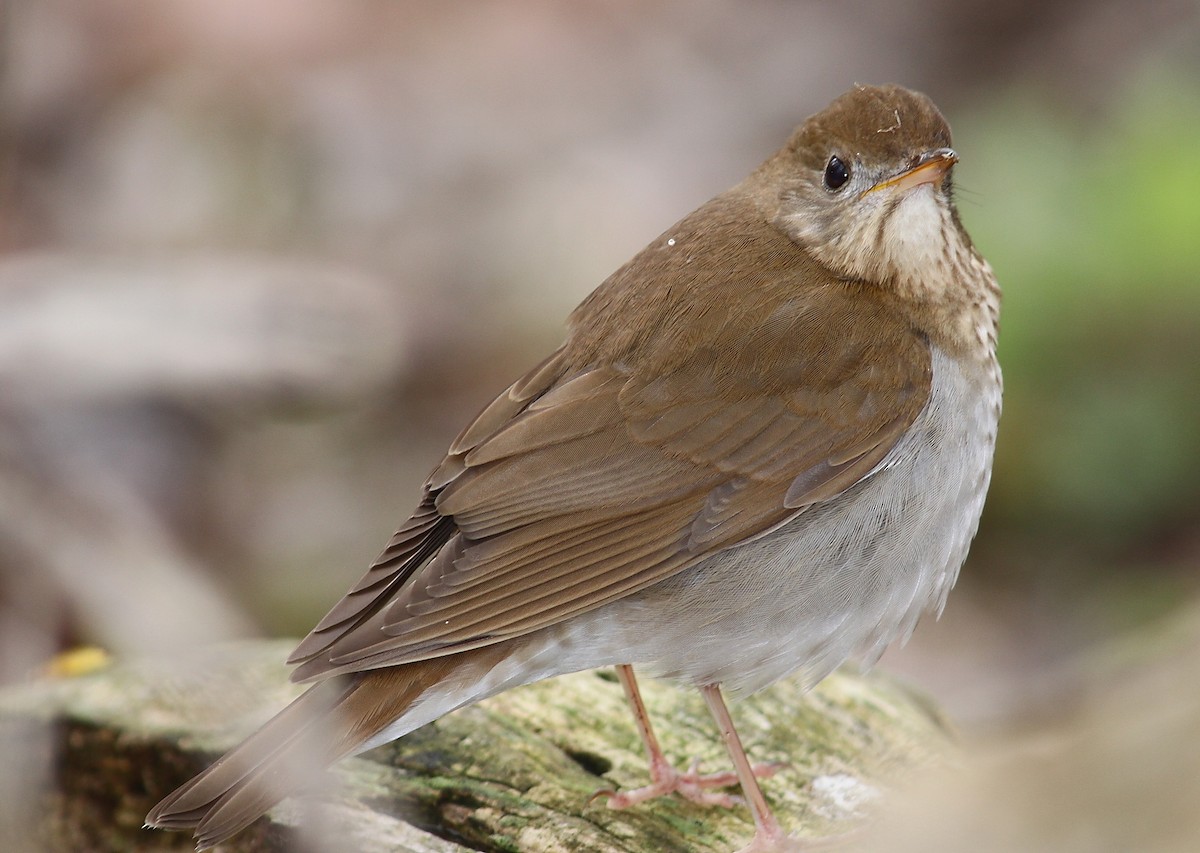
[287,278,931,683]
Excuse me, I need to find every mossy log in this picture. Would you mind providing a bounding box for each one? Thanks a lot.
[0,640,953,852]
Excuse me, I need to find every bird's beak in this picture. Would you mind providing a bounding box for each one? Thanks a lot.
[864,147,958,196]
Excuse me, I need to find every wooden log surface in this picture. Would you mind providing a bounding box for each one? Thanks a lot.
[0,640,954,852]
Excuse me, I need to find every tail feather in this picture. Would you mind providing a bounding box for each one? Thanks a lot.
[146,658,462,849]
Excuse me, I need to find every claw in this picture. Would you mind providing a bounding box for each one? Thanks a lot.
[587,788,618,806]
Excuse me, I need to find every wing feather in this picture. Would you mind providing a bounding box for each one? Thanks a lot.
[289,269,932,683]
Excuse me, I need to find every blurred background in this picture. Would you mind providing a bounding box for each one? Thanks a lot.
[2,0,1198,849]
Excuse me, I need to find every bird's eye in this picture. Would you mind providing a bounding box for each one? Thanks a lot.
[823,156,850,191]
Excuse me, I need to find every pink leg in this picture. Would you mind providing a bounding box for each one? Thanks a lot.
[700,683,800,852]
[597,665,781,810]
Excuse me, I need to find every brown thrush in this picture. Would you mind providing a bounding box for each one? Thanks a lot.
[147,83,1002,852]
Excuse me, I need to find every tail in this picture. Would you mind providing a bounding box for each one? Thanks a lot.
[146,657,466,850]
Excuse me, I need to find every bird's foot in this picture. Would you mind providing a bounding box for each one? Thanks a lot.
[594,756,784,810]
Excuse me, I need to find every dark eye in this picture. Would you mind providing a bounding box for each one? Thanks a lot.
[823,156,850,190]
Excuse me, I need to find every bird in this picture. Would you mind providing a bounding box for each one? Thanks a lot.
[146,83,1001,852]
